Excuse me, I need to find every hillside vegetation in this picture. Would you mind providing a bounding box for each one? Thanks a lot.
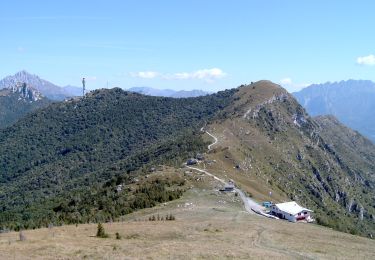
[202,81,375,237]
[0,87,237,229]
[1,81,375,239]
[0,88,51,128]
[1,183,374,259]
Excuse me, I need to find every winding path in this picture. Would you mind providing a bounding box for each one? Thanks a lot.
[206,131,218,150]
[186,164,256,215]
[188,128,269,215]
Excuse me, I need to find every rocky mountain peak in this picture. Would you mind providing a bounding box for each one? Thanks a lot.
[222,80,290,120]
[14,70,34,77]
[0,70,46,89]
[0,70,78,100]
[6,82,43,102]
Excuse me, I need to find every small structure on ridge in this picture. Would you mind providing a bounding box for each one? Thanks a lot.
[270,201,313,222]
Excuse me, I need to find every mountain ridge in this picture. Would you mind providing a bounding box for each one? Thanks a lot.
[0,80,374,238]
[128,86,211,98]
[200,81,375,237]
[293,79,375,142]
[0,71,81,100]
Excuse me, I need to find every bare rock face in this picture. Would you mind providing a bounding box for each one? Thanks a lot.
[10,82,43,102]
[243,92,289,119]
[347,198,354,213]
[0,82,50,128]
[293,113,307,127]
[0,70,76,100]
[359,204,364,221]
[335,192,340,202]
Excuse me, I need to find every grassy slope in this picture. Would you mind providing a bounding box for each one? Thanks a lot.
[0,168,374,259]
[201,81,375,237]
[315,115,375,173]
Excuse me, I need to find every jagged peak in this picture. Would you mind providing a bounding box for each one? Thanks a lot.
[15,70,33,76]
[12,70,42,81]
[0,70,44,85]
[7,82,44,102]
[299,79,375,92]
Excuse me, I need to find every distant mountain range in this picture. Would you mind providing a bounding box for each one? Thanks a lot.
[0,83,51,128]
[0,71,81,100]
[293,80,375,143]
[128,86,211,98]
[0,71,210,100]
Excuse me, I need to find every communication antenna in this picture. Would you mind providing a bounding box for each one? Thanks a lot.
[82,77,86,97]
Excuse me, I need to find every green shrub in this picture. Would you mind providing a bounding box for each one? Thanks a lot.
[96,223,108,238]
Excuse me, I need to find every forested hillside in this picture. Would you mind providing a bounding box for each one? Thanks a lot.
[0,87,237,229]
[0,87,51,128]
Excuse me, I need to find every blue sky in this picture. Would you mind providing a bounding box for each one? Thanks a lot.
[1,0,375,92]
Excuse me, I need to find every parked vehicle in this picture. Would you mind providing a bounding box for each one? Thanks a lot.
[262,201,273,208]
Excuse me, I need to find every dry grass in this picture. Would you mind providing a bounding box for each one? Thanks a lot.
[202,124,288,203]
[1,185,374,260]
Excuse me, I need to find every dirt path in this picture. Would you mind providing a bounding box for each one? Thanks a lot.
[206,131,218,150]
[187,164,255,215]
[186,166,225,185]
[186,129,269,215]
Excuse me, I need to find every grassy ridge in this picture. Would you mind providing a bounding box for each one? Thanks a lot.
[206,81,375,237]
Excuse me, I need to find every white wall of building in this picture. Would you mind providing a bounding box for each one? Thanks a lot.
[271,205,312,222]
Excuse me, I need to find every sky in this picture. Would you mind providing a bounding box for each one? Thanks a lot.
[1,0,375,92]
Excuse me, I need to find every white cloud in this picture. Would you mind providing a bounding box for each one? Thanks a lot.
[356,54,375,66]
[130,71,159,79]
[279,78,310,92]
[192,68,227,81]
[130,68,227,82]
[280,78,292,85]
[164,68,227,82]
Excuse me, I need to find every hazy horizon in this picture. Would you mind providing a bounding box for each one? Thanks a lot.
[1,1,375,93]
